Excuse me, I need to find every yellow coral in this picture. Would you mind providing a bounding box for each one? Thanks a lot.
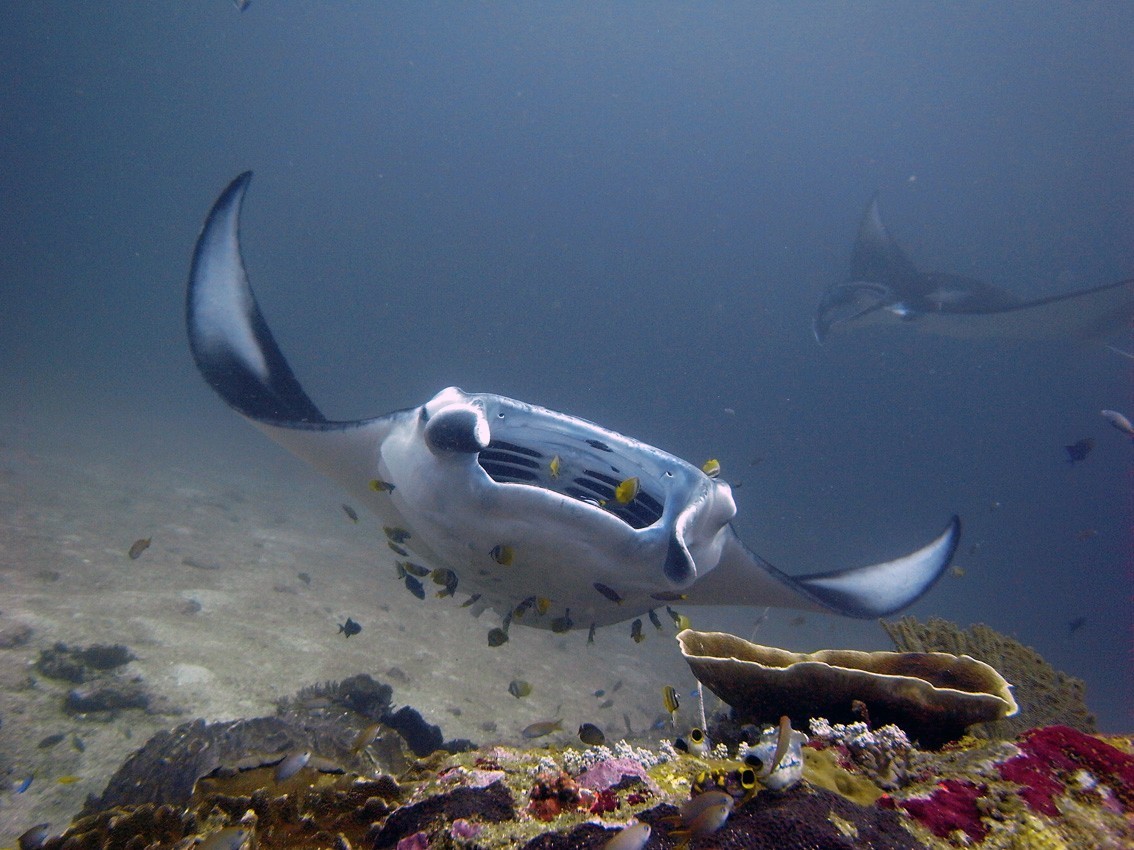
[802,748,884,805]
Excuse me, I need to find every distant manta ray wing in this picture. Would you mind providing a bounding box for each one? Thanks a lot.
[816,194,1134,342]
[896,278,1134,341]
[188,172,962,632]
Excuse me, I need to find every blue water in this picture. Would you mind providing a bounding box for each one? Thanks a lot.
[2,2,1130,736]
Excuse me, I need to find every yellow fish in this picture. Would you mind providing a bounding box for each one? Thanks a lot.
[56,775,82,785]
[614,476,640,504]
[490,544,514,566]
[549,454,561,479]
[662,684,680,715]
[701,458,721,478]
[368,478,396,493]
[536,596,552,615]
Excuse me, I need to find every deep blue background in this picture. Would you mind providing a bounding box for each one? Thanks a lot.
[2,3,1130,728]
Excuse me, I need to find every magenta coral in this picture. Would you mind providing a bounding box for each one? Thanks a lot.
[998,725,1134,815]
[892,779,988,841]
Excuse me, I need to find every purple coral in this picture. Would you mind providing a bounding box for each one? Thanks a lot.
[577,757,659,794]
[396,831,430,850]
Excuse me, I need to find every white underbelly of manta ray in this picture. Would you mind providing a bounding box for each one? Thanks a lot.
[187,172,960,645]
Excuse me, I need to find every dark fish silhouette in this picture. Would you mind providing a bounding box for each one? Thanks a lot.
[337,617,361,637]
[1064,438,1095,464]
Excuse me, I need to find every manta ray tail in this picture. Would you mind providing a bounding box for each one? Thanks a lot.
[706,516,960,619]
[187,171,326,425]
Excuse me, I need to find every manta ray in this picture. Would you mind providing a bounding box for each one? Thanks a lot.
[188,172,959,641]
[814,196,1134,342]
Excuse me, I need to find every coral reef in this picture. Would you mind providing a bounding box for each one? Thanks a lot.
[15,672,1133,850]
[882,616,1096,738]
[808,718,917,790]
[678,629,1016,747]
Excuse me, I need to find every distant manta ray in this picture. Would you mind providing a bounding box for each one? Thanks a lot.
[814,196,1134,342]
[187,172,959,642]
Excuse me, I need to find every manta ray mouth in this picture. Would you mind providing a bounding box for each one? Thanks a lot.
[477,438,665,529]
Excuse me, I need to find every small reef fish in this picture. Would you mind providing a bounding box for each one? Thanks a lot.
[351,722,382,754]
[490,544,514,566]
[651,591,687,602]
[593,582,623,604]
[297,572,311,585]
[128,538,151,560]
[521,719,563,739]
[274,750,311,781]
[536,597,551,614]
[431,568,458,597]
[341,503,359,523]
[233,0,251,13]
[602,822,650,850]
[198,826,251,850]
[614,476,640,504]
[701,458,721,478]
[662,685,680,717]
[404,575,425,599]
[587,622,597,644]
[508,679,532,698]
[549,454,561,479]
[368,478,396,493]
[551,609,574,633]
[56,775,81,784]
[578,722,606,746]
[337,617,361,637]
[630,619,644,643]
[1064,437,1095,464]
[387,541,409,557]
[647,608,663,631]
[487,628,509,647]
[666,606,691,630]
[16,774,33,793]
[1101,409,1134,438]
[384,526,412,543]
[461,593,482,608]
[38,733,65,749]
[598,698,614,709]
[17,824,50,850]
[399,561,430,577]
[513,596,537,618]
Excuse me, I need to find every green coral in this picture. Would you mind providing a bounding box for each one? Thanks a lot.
[881,616,1096,738]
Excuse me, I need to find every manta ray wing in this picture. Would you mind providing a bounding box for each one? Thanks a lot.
[686,517,959,618]
[898,277,1134,340]
[816,195,1134,341]
[188,172,960,632]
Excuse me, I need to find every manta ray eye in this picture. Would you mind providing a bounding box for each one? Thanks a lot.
[424,406,490,454]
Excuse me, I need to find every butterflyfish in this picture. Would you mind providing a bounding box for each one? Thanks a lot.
[614,476,639,504]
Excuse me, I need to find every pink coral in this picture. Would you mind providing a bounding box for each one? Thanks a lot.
[998,725,1134,816]
[577,758,659,794]
[891,779,988,841]
[396,832,429,850]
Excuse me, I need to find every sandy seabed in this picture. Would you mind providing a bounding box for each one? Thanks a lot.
[0,400,717,843]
